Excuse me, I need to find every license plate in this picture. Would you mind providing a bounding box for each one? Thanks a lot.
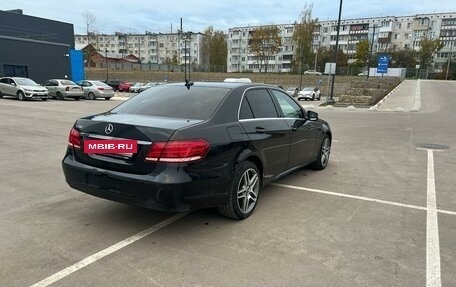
[84,139,138,154]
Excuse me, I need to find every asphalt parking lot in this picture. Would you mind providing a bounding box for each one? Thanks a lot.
[0,80,455,287]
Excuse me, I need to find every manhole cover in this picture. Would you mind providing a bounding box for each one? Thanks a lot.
[416,143,450,150]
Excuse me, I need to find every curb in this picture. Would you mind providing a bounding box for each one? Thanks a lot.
[371,80,407,109]
[410,80,421,112]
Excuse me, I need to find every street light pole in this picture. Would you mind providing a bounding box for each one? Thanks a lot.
[328,0,343,105]
[105,49,108,82]
[446,41,453,80]
[314,49,318,71]
[367,25,376,80]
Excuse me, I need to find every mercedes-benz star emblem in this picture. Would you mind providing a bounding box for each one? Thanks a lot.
[105,124,114,134]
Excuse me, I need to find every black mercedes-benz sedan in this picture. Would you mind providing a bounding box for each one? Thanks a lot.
[62,82,332,219]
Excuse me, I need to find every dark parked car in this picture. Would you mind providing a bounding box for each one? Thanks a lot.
[104,80,122,91]
[62,82,332,219]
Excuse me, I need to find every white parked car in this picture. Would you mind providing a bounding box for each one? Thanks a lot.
[76,80,114,100]
[129,82,144,93]
[297,87,321,101]
[286,87,298,97]
[0,77,49,101]
[304,70,322,75]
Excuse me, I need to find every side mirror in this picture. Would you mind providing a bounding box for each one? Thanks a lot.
[307,110,319,121]
[11,83,16,86]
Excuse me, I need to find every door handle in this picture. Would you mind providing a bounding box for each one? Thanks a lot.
[255,127,266,134]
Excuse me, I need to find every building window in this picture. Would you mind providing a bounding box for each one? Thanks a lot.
[407,23,412,29]
[3,64,28,77]
[396,23,402,29]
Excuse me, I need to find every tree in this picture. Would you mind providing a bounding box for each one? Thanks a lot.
[418,38,443,69]
[249,26,282,73]
[292,5,318,74]
[316,47,348,74]
[82,11,96,36]
[389,48,417,69]
[354,39,370,68]
[171,53,179,65]
[201,26,228,72]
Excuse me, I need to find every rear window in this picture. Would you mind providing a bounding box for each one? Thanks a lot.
[60,80,76,85]
[93,81,108,86]
[111,85,231,120]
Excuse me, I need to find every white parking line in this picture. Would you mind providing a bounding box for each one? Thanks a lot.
[425,149,441,287]
[272,183,428,211]
[29,212,189,287]
[271,184,455,216]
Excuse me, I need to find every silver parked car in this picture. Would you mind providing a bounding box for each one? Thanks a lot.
[138,82,158,92]
[76,80,114,100]
[129,82,144,93]
[43,79,84,100]
[0,77,49,101]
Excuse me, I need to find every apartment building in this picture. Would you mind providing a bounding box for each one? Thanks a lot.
[75,32,204,65]
[227,12,456,73]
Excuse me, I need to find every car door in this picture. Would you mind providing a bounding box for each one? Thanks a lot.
[7,78,19,96]
[238,88,291,178]
[0,78,11,96]
[43,80,55,97]
[269,89,318,169]
[80,81,92,97]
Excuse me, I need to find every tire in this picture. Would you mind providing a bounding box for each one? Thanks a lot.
[218,161,260,220]
[56,92,64,100]
[0,91,3,98]
[105,97,111,100]
[41,98,47,101]
[88,92,95,100]
[17,91,25,101]
[74,97,80,101]
[310,135,331,170]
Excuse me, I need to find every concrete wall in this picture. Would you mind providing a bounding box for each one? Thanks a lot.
[85,68,401,98]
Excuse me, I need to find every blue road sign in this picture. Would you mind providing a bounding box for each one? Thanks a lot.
[377,54,389,74]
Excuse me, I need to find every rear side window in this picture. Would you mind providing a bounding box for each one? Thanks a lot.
[239,98,254,119]
[112,85,230,120]
[244,89,278,118]
[60,80,76,85]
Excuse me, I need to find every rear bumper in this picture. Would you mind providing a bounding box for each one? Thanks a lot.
[62,91,84,98]
[62,153,229,212]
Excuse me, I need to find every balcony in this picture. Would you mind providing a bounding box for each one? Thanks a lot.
[379,26,392,33]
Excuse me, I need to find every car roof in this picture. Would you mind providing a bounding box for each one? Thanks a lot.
[164,81,276,89]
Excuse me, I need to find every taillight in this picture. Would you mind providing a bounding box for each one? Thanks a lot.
[97,87,105,91]
[68,127,81,149]
[65,86,70,91]
[145,140,210,163]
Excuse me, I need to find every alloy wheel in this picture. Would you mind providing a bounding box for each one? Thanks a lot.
[320,138,330,167]
[237,168,259,214]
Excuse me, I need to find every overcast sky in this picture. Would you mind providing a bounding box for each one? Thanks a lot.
[2,1,456,34]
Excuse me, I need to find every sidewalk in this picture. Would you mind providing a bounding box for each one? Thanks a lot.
[374,80,417,112]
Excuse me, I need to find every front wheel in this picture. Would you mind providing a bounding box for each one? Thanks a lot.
[17,91,25,101]
[311,135,331,170]
[218,161,260,220]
